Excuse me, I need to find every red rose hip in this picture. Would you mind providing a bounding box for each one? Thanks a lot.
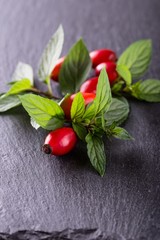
[50,57,65,81]
[80,77,98,94]
[42,127,77,156]
[95,62,118,84]
[90,49,117,68]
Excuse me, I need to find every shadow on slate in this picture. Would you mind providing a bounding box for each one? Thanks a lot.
[0,229,132,240]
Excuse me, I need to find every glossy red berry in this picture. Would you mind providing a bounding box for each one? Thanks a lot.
[95,62,118,84]
[60,92,96,119]
[50,57,65,81]
[42,127,77,156]
[80,77,98,94]
[90,49,117,68]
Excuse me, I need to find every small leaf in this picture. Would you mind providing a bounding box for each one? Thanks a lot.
[132,79,160,102]
[38,25,64,82]
[30,118,40,130]
[94,117,106,131]
[86,133,106,176]
[94,68,112,114]
[19,94,64,130]
[116,64,132,85]
[101,110,105,130]
[71,92,85,120]
[128,81,142,99]
[6,79,32,95]
[111,127,133,140]
[72,123,87,141]
[59,38,91,94]
[104,97,129,126]
[0,94,21,112]
[82,103,95,121]
[12,62,33,85]
[118,40,152,79]
[83,69,112,120]
[111,80,124,95]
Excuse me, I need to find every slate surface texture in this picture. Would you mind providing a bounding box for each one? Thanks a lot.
[0,0,160,239]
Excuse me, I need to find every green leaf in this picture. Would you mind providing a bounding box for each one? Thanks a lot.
[38,25,64,82]
[94,68,112,114]
[82,103,95,122]
[101,110,105,130]
[132,79,160,102]
[83,69,112,120]
[59,38,91,94]
[111,127,133,140]
[71,92,85,120]
[116,64,132,85]
[94,115,107,131]
[12,62,33,85]
[30,118,40,130]
[86,133,106,176]
[8,81,18,85]
[104,97,129,126]
[72,123,87,141]
[6,79,32,95]
[0,94,21,112]
[111,80,124,95]
[118,40,152,79]
[19,94,65,130]
[128,81,141,99]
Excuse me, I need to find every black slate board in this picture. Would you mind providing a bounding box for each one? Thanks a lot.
[0,229,137,240]
[0,0,160,239]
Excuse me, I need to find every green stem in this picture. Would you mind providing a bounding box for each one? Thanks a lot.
[123,85,132,93]
[46,76,53,96]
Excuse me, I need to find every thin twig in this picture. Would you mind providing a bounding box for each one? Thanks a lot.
[27,88,60,100]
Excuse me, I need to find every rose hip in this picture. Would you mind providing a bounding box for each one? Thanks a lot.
[95,62,118,84]
[90,49,117,68]
[80,77,98,94]
[50,57,65,81]
[42,127,77,156]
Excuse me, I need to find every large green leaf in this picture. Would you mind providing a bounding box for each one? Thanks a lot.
[12,62,34,85]
[83,69,112,120]
[38,25,64,82]
[104,97,129,126]
[118,40,152,79]
[133,79,160,102]
[19,94,65,130]
[86,133,106,176]
[0,94,21,112]
[59,39,91,94]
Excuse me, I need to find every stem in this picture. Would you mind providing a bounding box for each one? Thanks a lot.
[28,88,60,100]
[123,85,132,93]
[46,76,53,96]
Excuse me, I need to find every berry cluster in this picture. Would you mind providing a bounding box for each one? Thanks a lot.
[0,25,159,176]
[44,49,118,156]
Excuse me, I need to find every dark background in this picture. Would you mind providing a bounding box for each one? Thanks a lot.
[0,0,160,239]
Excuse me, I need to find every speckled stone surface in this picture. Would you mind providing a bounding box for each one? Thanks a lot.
[0,0,160,239]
